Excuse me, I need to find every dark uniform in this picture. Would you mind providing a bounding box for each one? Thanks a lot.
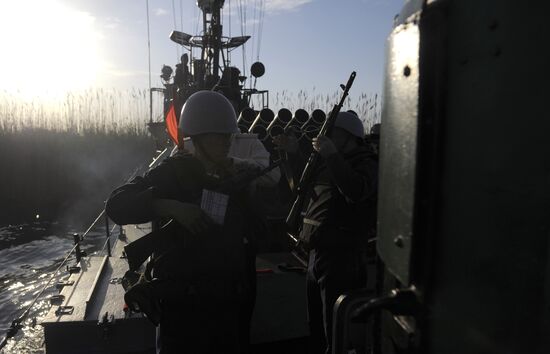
[300,145,378,354]
[106,151,259,354]
[174,54,191,89]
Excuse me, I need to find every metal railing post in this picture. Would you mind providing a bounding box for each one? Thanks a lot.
[104,214,111,257]
[73,233,83,263]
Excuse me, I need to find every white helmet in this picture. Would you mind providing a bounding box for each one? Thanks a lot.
[334,111,365,138]
[179,90,239,136]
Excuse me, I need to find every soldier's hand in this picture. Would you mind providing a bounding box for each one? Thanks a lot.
[167,201,213,234]
[312,136,338,158]
[272,134,299,153]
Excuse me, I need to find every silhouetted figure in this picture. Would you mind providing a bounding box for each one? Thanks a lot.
[106,92,267,354]
[275,112,378,354]
[174,53,191,89]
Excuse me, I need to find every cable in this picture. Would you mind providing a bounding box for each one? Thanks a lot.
[146,0,153,124]
[227,0,232,64]
[238,0,247,82]
[0,165,143,351]
[195,4,200,36]
[180,0,184,35]
[251,0,258,68]
[228,0,232,38]
[172,0,180,60]
[256,0,265,61]
[100,223,120,254]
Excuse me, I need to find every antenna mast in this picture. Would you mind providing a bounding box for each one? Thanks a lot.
[197,0,225,79]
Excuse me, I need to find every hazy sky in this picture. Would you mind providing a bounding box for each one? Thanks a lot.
[0,0,403,98]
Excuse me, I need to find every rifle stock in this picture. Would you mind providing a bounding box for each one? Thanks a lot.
[286,71,357,241]
[124,221,177,271]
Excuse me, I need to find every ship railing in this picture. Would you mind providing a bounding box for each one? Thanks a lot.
[0,163,147,351]
[0,207,114,351]
[242,88,269,109]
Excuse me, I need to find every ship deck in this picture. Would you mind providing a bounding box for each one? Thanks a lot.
[41,224,309,354]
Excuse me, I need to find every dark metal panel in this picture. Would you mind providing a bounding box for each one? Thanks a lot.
[377,0,550,353]
[418,1,550,353]
[377,13,421,286]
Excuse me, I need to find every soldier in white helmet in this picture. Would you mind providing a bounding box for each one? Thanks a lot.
[106,91,268,354]
[173,95,280,189]
[274,111,378,354]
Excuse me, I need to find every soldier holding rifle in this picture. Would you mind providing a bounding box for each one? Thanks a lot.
[274,110,378,354]
[106,91,272,354]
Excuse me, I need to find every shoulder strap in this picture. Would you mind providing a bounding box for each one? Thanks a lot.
[165,154,206,197]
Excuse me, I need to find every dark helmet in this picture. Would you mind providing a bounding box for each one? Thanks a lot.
[334,111,365,138]
[346,109,359,117]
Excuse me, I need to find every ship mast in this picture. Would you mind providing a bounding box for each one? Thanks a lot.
[163,0,268,117]
[198,0,225,80]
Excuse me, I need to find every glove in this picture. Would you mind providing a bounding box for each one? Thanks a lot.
[153,199,213,234]
[171,202,213,234]
[312,136,338,158]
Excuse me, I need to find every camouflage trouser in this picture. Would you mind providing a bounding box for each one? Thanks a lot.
[306,248,367,354]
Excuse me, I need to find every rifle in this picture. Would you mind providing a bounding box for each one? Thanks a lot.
[286,71,357,245]
[124,162,281,272]
[124,220,177,272]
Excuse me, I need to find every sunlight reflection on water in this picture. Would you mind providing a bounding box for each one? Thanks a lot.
[0,222,107,353]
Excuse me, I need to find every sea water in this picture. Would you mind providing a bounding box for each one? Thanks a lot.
[0,222,107,353]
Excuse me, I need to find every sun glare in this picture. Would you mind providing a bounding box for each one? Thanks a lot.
[0,0,102,101]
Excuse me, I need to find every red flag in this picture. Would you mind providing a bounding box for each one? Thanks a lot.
[166,102,179,145]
